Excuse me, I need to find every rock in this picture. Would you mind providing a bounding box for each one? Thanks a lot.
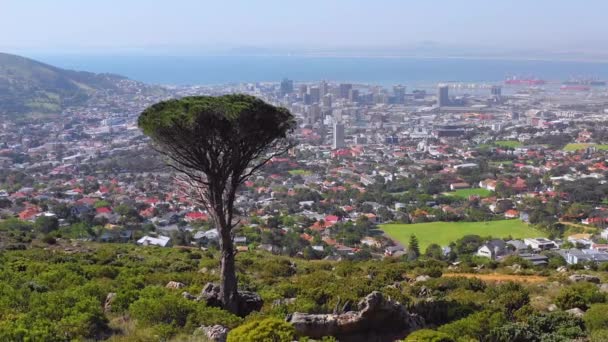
[104,293,116,313]
[272,298,297,307]
[599,283,608,293]
[418,286,432,297]
[556,266,568,273]
[286,291,424,341]
[182,291,197,300]
[414,275,431,283]
[198,283,263,317]
[194,325,229,342]
[166,281,186,289]
[565,307,585,317]
[547,304,558,312]
[569,274,600,284]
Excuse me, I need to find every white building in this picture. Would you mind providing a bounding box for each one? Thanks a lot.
[137,235,171,247]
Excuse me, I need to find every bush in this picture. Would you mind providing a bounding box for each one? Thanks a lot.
[404,329,455,342]
[227,318,295,342]
[584,304,608,332]
[554,282,606,310]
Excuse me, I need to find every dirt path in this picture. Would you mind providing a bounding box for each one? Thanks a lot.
[443,272,548,283]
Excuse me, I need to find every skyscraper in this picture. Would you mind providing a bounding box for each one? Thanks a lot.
[348,89,359,103]
[280,78,293,95]
[437,85,449,107]
[339,83,353,99]
[309,86,321,103]
[393,85,406,104]
[319,80,329,97]
[332,122,345,149]
[322,94,332,108]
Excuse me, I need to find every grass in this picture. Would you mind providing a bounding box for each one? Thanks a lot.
[288,169,311,176]
[380,219,545,250]
[489,160,513,166]
[495,140,522,148]
[563,143,608,151]
[446,188,492,198]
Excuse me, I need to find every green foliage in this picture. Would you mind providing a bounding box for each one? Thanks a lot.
[584,304,608,332]
[404,329,455,342]
[554,282,606,310]
[490,311,585,342]
[226,318,295,342]
[438,310,506,341]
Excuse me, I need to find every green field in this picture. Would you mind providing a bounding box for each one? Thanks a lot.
[563,143,608,152]
[288,169,312,176]
[381,220,544,250]
[495,140,522,148]
[446,188,492,198]
[489,160,513,166]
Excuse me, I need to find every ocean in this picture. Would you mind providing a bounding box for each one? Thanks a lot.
[32,54,608,87]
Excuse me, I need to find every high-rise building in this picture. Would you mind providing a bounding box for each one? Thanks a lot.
[339,83,353,99]
[332,122,345,149]
[322,94,332,108]
[393,85,406,104]
[491,85,502,97]
[319,80,329,97]
[348,89,359,103]
[298,84,308,99]
[280,78,294,95]
[437,85,449,107]
[308,86,321,103]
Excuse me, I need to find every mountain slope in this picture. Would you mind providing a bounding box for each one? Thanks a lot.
[0,52,145,115]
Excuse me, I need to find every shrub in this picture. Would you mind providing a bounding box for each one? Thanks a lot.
[584,304,608,331]
[227,318,295,342]
[404,329,455,342]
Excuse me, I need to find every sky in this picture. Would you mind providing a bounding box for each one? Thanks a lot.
[2,0,608,55]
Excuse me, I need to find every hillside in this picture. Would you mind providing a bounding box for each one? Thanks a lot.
[0,52,155,115]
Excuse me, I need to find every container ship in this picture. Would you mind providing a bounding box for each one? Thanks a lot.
[504,76,546,85]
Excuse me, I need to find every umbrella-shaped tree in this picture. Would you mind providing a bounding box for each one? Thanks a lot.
[138,94,296,314]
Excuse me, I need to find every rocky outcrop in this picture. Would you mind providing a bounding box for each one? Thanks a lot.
[286,291,424,342]
[565,307,585,317]
[198,283,263,317]
[569,274,600,284]
[194,325,229,342]
[104,293,116,313]
[166,281,186,289]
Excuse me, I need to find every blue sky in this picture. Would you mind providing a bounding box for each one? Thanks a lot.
[2,0,607,54]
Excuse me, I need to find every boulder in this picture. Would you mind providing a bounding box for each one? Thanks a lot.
[569,274,600,284]
[104,292,116,313]
[182,291,197,301]
[198,282,263,317]
[565,307,585,317]
[599,283,608,293]
[547,304,558,312]
[272,298,297,307]
[166,281,186,289]
[414,275,431,283]
[556,266,568,273]
[286,291,424,342]
[194,325,229,342]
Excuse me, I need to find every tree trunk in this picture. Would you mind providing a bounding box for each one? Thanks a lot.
[218,224,239,314]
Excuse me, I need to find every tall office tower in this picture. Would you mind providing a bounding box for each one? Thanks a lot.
[491,85,502,102]
[322,94,332,108]
[393,85,406,104]
[319,80,329,97]
[308,86,321,103]
[280,78,294,95]
[332,122,345,149]
[298,84,308,99]
[308,104,321,123]
[348,89,359,103]
[339,83,353,99]
[511,111,520,121]
[437,84,449,107]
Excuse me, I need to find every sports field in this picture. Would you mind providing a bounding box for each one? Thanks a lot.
[381,220,544,250]
[563,143,608,152]
[288,169,312,176]
[446,188,492,198]
[495,140,522,148]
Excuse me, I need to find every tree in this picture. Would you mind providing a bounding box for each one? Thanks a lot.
[408,234,420,260]
[34,216,59,234]
[584,303,608,332]
[138,95,295,314]
[425,243,444,260]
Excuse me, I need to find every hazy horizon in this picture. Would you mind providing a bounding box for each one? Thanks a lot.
[3,0,608,59]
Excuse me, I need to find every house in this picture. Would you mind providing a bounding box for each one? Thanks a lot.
[524,238,557,250]
[567,233,593,247]
[193,228,219,242]
[563,248,608,265]
[507,239,528,251]
[185,211,208,222]
[385,245,404,256]
[601,229,608,240]
[233,236,247,245]
[477,239,509,260]
[517,253,549,266]
[137,235,171,247]
[504,209,519,219]
[450,182,470,191]
[360,236,381,248]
